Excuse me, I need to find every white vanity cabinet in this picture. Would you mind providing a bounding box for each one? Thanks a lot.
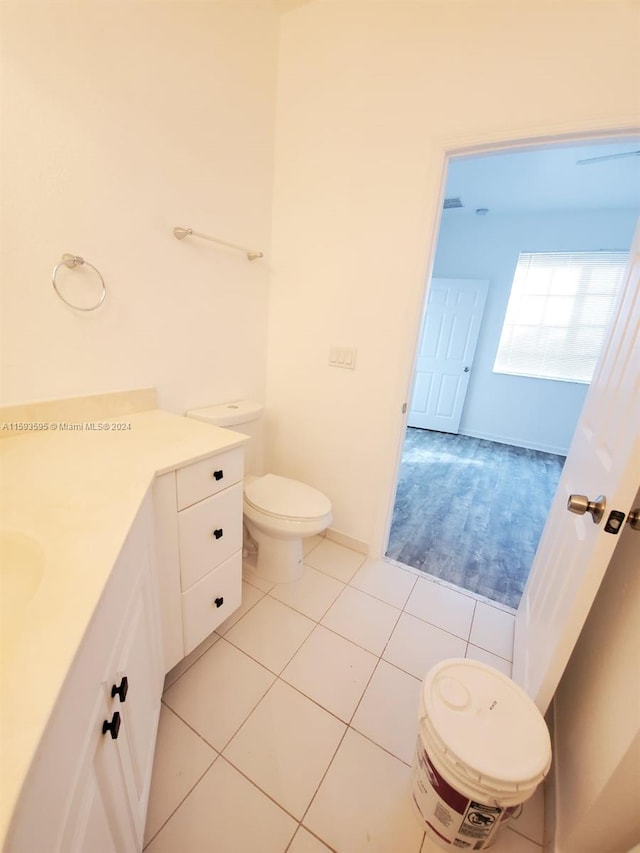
[4,495,164,853]
[154,447,244,670]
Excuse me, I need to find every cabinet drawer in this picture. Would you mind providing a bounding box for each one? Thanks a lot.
[178,482,243,590]
[176,448,243,510]
[181,552,242,655]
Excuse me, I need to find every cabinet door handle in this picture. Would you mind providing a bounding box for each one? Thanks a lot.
[111,676,128,703]
[213,528,224,540]
[214,596,224,608]
[213,470,224,481]
[102,711,121,740]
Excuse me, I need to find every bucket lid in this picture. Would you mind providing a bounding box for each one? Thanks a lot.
[245,474,331,519]
[186,400,262,427]
[421,659,551,795]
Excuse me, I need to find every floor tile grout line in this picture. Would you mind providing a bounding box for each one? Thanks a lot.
[223,578,399,662]
[399,606,476,645]
[298,724,352,831]
[347,722,415,769]
[507,821,545,846]
[303,550,367,584]
[378,598,406,661]
[216,582,267,635]
[246,535,519,617]
[346,559,420,609]
[162,634,221,692]
[347,576,419,611]
[193,660,414,846]
[158,699,221,753]
[264,575,347,624]
[220,589,467,675]
[285,824,340,853]
[163,575,273,692]
[250,550,516,635]
[192,634,373,743]
[297,722,425,852]
[213,753,307,827]
[215,670,415,846]
[271,669,357,728]
[142,752,219,849]
[163,662,278,755]
[153,547,529,851]
[384,556,519,615]
[165,574,511,714]
[279,623,382,717]
[466,640,514,664]
[468,599,478,642]
[346,655,385,728]
[218,627,313,679]
[215,674,289,754]
[161,634,512,814]
[276,672,359,728]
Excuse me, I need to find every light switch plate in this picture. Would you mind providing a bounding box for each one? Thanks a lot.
[329,346,357,369]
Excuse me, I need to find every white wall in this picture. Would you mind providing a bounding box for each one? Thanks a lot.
[431,208,638,455]
[267,0,640,549]
[551,486,640,853]
[0,2,279,413]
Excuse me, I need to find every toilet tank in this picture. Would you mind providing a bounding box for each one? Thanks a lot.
[185,400,264,475]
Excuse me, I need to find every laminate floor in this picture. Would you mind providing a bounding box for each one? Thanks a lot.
[386,428,565,609]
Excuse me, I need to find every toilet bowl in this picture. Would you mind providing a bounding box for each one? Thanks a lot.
[185,401,333,583]
[243,474,332,582]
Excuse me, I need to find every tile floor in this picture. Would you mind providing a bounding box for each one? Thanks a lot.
[143,538,545,853]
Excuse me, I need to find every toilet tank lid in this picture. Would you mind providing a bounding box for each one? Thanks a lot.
[186,400,263,427]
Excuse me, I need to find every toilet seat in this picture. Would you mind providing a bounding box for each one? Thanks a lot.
[244,474,331,522]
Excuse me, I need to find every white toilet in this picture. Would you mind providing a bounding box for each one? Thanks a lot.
[186,401,332,583]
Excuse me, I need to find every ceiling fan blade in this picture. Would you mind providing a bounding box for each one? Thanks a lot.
[576,150,640,165]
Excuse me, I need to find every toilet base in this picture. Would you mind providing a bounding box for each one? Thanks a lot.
[244,523,305,584]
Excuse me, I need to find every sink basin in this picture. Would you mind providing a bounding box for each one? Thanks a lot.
[1,530,45,670]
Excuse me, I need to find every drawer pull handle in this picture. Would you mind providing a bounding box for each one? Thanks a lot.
[213,470,224,481]
[102,711,121,740]
[111,676,128,703]
[214,596,224,608]
[213,528,224,540]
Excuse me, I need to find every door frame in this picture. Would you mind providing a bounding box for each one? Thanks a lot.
[375,121,640,563]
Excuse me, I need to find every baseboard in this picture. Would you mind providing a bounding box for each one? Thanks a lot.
[325,528,369,555]
[460,429,568,457]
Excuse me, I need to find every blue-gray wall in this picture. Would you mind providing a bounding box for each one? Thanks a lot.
[432,208,638,455]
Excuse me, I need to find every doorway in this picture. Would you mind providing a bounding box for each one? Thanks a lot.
[385,137,640,609]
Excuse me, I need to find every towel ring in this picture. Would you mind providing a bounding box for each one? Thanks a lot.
[52,254,106,311]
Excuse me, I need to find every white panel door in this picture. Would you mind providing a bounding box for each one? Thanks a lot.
[513,222,640,715]
[408,279,488,433]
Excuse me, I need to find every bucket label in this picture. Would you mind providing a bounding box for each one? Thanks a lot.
[412,743,508,850]
[459,802,502,840]
[415,741,468,814]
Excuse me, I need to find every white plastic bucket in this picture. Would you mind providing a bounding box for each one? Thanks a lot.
[411,659,551,850]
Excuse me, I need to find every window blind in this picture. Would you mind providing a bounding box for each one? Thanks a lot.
[493,251,628,384]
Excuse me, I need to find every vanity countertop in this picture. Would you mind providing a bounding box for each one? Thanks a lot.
[0,408,247,843]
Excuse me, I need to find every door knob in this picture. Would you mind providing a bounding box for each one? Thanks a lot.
[627,508,640,531]
[567,494,606,524]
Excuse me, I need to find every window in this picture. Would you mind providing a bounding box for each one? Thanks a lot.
[493,251,628,384]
